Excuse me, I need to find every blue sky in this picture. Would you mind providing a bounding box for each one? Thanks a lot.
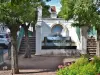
[46,0,61,13]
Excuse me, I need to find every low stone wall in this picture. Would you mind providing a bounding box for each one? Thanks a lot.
[40,49,81,57]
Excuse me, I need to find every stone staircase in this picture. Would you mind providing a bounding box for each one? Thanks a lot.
[87,37,97,56]
[19,36,36,54]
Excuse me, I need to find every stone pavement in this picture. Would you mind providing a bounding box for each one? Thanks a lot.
[0,69,56,75]
[0,53,79,75]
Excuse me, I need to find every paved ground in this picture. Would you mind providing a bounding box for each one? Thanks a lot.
[0,53,79,75]
[0,69,56,75]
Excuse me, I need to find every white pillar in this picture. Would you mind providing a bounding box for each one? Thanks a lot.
[35,21,42,55]
[37,6,42,20]
[97,41,100,56]
[80,26,88,54]
[35,6,42,55]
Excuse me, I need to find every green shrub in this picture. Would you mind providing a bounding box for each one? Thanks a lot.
[57,57,97,75]
[79,63,96,75]
[57,67,69,75]
[92,56,100,74]
[72,57,89,66]
[98,67,100,74]
[81,54,90,58]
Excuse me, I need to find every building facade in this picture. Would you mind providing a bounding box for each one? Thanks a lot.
[35,6,97,56]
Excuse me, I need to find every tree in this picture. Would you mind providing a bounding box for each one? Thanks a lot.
[59,0,100,54]
[16,0,50,58]
[42,2,50,18]
[16,0,39,58]
[0,1,21,73]
[0,0,50,73]
[2,0,50,58]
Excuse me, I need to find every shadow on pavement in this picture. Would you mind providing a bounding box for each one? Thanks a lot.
[0,54,78,75]
[1,55,67,70]
[19,69,56,74]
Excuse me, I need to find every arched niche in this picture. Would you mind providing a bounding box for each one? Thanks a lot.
[51,24,69,37]
[51,24,63,34]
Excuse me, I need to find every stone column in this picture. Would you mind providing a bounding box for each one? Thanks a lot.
[35,6,42,55]
[96,41,100,56]
[80,26,88,54]
[37,6,42,20]
[35,21,42,55]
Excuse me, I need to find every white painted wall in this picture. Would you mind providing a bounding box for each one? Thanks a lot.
[40,49,80,56]
[68,26,80,49]
[36,5,81,55]
[35,25,42,55]
[41,22,51,41]
[41,19,80,49]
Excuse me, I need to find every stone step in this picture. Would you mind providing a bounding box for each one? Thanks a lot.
[22,40,36,43]
[22,39,36,41]
[21,43,35,46]
[20,47,35,49]
[19,49,35,52]
[22,37,36,39]
[20,45,35,47]
[19,36,36,54]
[21,42,35,45]
[89,53,96,56]
[88,50,96,52]
[88,52,96,54]
[19,51,35,54]
[20,45,35,48]
[20,48,35,50]
[22,38,36,40]
[19,49,35,51]
[87,38,97,56]
[21,40,35,43]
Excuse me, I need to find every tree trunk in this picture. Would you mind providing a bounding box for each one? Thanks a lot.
[21,23,31,58]
[24,29,31,58]
[31,22,36,36]
[11,32,19,74]
[33,24,35,32]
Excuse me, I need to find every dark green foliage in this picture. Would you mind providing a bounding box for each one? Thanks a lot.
[59,0,100,30]
[57,56,100,75]
[0,0,50,28]
[92,56,100,73]
[42,5,50,18]
[57,67,69,75]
